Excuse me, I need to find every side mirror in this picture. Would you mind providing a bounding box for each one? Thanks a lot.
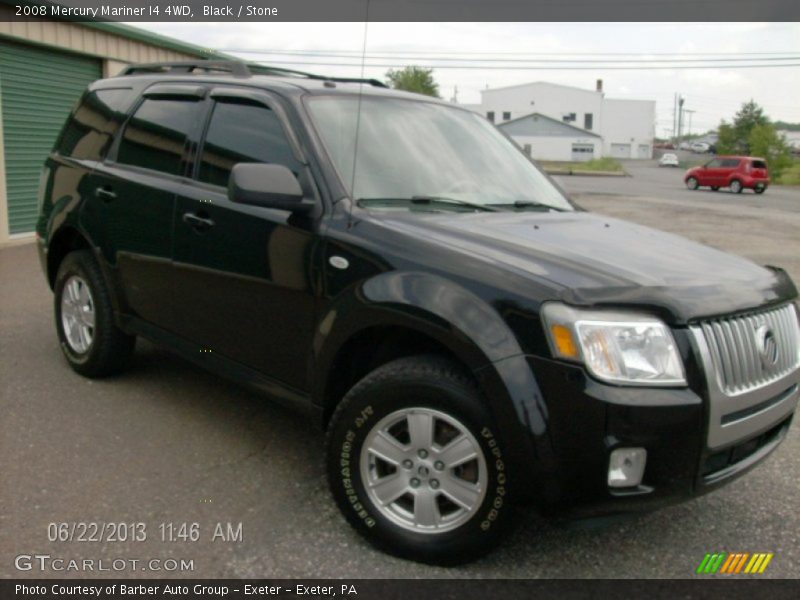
[228,163,312,213]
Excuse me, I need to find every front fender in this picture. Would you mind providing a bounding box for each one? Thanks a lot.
[312,270,546,497]
[313,270,523,383]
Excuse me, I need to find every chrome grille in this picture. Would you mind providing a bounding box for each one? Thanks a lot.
[698,304,800,396]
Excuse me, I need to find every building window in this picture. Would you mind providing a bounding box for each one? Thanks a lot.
[502,111,511,121]
[486,111,495,123]
[523,144,532,157]
[584,113,593,130]
[562,113,576,123]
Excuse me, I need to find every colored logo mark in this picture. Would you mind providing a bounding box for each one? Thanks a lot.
[697,552,773,574]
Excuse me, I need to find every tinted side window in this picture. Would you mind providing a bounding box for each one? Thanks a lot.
[721,159,741,168]
[198,101,301,187]
[706,159,723,168]
[117,98,201,175]
[58,88,135,160]
[752,160,767,169]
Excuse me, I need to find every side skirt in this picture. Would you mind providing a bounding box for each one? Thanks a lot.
[119,314,322,423]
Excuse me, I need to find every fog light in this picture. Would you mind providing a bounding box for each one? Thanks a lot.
[608,448,647,488]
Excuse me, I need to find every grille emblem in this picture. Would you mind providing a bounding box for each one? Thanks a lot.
[755,325,779,369]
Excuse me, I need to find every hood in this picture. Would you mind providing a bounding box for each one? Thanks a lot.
[371,211,796,323]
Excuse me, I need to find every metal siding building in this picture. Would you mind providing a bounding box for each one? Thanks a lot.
[462,80,655,162]
[0,11,224,243]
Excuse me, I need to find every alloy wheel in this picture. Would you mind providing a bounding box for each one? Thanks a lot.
[60,275,95,354]
[360,407,487,534]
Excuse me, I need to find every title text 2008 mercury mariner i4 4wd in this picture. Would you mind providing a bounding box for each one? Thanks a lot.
[37,61,800,564]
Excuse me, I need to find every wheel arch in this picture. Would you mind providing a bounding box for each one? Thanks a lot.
[312,271,544,495]
[46,225,92,289]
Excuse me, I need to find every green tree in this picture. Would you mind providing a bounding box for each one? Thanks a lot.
[717,100,769,154]
[385,66,440,97]
[748,123,792,178]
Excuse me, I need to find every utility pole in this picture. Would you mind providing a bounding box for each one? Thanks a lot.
[672,93,678,141]
[684,109,696,138]
[677,95,685,146]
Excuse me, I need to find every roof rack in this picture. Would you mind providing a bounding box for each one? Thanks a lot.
[119,60,388,88]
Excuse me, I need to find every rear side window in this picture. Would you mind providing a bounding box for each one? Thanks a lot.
[752,160,767,169]
[721,159,741,167]
[117,98,201,175]
[197,101,301,188]
[57,88,135,160]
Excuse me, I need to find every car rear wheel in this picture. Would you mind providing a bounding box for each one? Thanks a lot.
[754,183,766,194]
[54,250,136,377]
[686,177,699,190]
[730,179,743,194]
[326,355,512,565]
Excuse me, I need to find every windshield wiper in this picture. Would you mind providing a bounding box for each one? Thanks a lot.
[488,200,566,212]
[358,196,501,212]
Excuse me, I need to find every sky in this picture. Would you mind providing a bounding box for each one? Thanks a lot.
[132,22,800,136]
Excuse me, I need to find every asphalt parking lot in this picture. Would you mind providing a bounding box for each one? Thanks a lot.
[2,165,799,579]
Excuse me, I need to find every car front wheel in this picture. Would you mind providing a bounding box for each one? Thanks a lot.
[54,250,135,377]
[326,355,512,565]
[730,179,743,194]
[686,177,699,190]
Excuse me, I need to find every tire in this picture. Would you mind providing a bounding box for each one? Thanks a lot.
[711,186,720,191]
[686,177,699,190]
[326,355,513,565]
[754,184,766,194]
[54,250,135,377]
[730,179,743,194]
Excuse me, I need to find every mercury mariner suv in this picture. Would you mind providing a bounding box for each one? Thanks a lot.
[37,61,800,565]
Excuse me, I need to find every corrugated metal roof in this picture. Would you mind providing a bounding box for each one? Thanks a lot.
[80,22,232,59]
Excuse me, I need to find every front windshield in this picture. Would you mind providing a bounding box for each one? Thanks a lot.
[306,95,573,211]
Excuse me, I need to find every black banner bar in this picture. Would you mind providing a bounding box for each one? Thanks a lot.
[3,0,800,22]
[3,579,800,600]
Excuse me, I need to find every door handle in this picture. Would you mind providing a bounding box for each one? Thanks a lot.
[95,186,117,202]
[182,212,215,231]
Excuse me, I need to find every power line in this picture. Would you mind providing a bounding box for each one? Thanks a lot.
[222,47,800,58]
[245,59,800,71]
[225,49,800,64]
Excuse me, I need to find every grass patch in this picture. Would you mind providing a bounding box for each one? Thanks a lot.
[774,159,800,185]
[540,157,624,173]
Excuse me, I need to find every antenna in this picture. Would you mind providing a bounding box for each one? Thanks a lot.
[348,0,371,229]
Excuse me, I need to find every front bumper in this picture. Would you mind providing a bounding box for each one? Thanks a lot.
[524,338,798,517]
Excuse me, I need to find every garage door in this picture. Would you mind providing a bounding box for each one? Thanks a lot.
[609,143,631,159]
[0,40,101,234]
[571,143,594,162]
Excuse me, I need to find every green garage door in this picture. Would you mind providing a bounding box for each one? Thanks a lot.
[0,39,101,234]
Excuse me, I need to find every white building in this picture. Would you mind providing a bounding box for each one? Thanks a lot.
[778,130,800,150]
[463,80,656,161]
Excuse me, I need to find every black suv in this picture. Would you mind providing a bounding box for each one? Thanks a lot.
[37,61,800,564]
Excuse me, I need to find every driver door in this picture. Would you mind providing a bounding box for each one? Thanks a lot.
[169,90,320,391]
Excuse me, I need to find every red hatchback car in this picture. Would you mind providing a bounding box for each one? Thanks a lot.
[684,156,769,194]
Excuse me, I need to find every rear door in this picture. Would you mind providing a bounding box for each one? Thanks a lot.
[170,89,320,391]
[719,158,743,184]
[90,85,206,330]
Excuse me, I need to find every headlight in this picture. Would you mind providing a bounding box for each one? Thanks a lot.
[541,302,686,386]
